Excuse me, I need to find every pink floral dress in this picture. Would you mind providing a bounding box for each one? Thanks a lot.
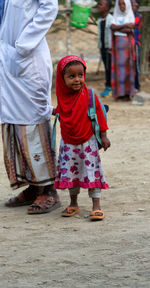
[54,135,109,190]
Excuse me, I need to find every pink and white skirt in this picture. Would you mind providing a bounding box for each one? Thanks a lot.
[55,135,109,190]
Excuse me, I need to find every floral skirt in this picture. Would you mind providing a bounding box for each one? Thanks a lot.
[54,135,109,190]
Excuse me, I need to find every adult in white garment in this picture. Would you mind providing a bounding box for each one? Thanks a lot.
[0,0,61,214]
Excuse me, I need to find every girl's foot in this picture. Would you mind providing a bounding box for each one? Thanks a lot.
[61,193,79,216]
[61,206,80,217]
[90,197,104,220]
[89,210,104,221]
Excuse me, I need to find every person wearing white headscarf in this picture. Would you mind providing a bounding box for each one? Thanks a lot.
[110,0,136,100]
[113,0,135,23]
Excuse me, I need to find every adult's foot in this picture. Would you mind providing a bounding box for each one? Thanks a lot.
[27,194,61,214]
[100,86,112,97]
[116,95,130,101]
[43,184,60,201]
[5,185,37,207]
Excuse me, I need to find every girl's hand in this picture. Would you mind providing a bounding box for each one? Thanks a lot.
[100,132,111,151]
[101,136,111,151]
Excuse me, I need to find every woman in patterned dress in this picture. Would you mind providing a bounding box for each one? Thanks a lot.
[111,0,135,100]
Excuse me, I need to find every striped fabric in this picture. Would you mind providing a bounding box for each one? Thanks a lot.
[2,120,56,189]
[111,35,135,99]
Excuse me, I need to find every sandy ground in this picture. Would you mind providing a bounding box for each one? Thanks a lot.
[0,74,150,288]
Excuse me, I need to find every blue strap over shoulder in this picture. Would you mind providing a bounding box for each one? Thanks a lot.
[88,88,108,148]
[51,113,59,150]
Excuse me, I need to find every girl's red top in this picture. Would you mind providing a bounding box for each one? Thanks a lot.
[56,55,108,145]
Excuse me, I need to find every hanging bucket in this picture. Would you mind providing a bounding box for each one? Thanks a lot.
[71,3,91,28]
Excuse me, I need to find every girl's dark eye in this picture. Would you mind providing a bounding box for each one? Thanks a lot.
[69,75,74,78]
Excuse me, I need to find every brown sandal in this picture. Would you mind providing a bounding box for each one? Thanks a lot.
[28,194,61,214]
[5,186,36,207]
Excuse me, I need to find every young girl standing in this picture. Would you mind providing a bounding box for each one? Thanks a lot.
[111,0,135,100]
[54,55,110,221]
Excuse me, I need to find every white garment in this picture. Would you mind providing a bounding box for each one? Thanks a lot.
[0,0,58,124]
[112,0,135,36]
[97,13,113,49]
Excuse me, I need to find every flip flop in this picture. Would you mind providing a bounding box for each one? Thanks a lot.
[89,210,104,221]
[61,206,80,217]
[28,195,61,214]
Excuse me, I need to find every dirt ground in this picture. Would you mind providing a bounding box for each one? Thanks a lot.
[0,15,150,287]
[0,73,150,288]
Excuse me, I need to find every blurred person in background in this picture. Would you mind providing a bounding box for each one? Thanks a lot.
[97,0,113,97]
[111,0,135,101]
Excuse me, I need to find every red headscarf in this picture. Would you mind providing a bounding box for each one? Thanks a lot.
[56,55,108,145]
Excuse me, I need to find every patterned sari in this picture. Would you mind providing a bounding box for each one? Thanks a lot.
[2,121,56,189]
[111,34,136,99]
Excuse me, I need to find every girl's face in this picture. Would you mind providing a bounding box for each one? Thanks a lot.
[98,0,108,14]
[119,0,126,12]
[63,63,85,91]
